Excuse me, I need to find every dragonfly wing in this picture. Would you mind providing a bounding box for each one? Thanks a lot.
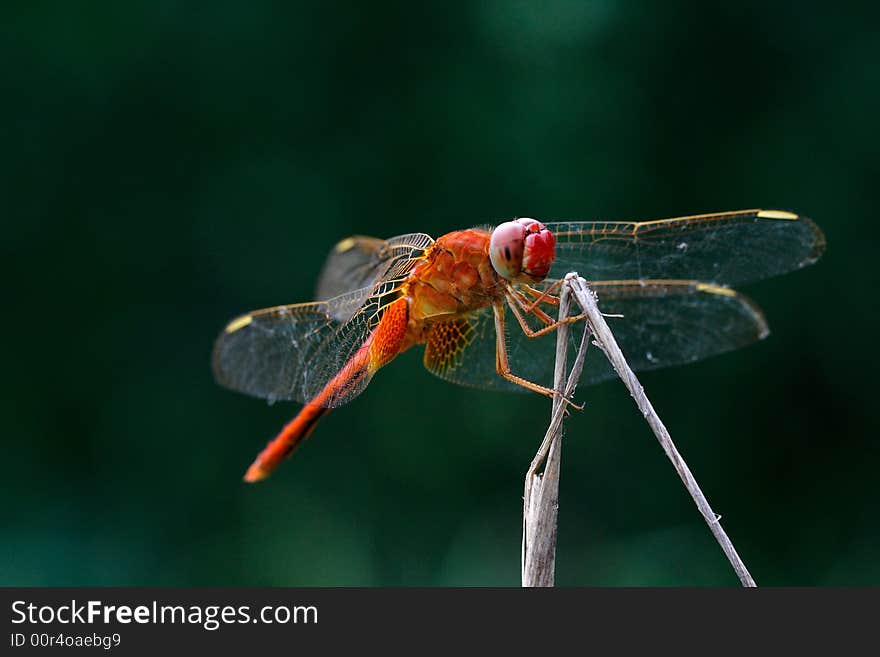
[315,233,434,312]
[582,280,769,384]
[546,209,825,286]
[422,305,571,394]
[212,282,402,407]
[422,309,521,392]
[315,236,387,302]
[422,280,770,391]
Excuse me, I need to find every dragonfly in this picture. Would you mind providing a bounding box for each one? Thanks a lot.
[213,209,825,482]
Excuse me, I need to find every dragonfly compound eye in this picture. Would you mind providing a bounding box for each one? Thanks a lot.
[489,221,527,280]
[490,218,555,282]
[520,218,555,280]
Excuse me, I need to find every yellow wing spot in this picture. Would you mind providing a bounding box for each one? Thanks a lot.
[757,209,799,220]
[696,283,737,297]
[224,315,253,333]
[335,237,358,253]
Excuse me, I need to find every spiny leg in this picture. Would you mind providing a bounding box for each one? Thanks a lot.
[507,290,585,338]
[508,287,556,326]
[493,302,556,397]
[493,302,581,410]
[523,281,622,320]
[522,279,564,311]
[510,283,587,330]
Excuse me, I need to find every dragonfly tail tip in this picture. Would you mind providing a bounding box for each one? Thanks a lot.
[243,463,269,483]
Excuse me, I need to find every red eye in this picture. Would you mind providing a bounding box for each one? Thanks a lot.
[521,220,555,280]
[489,221,526,280]
[489,218,556,281]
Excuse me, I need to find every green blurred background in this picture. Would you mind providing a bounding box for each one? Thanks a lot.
[3,1,878,586]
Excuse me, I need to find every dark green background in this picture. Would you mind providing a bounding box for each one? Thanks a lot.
[3,2,878,586]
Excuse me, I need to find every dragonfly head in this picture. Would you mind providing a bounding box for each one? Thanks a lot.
[489,218,556,282]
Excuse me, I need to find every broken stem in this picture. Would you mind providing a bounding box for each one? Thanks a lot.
[520,273,757,587]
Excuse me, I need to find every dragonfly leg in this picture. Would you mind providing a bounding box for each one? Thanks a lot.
[509,287,556,326]
[507,291,586,339]
[522,279,563,310]
[493,303,580,408]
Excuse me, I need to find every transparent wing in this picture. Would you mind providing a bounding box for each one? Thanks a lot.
[315,233,434,316]
[212,281,403,406]
[213,232,432,406]
[422,280,769,391]
[423,309,501,390]
[546,209,825,286]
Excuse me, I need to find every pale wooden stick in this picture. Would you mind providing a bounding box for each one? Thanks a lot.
[564,273,757,587]
[521,282,591,586]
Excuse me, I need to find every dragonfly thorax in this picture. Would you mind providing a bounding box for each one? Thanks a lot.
[488,218,556,283]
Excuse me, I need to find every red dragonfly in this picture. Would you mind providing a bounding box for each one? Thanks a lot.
[213,209,824,482]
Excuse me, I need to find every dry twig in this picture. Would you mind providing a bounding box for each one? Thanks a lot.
[521,273,757,587]
[521,281,590,586]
